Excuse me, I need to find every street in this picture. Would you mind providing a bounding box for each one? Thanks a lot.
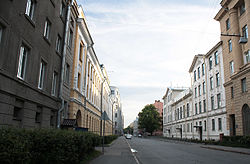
[91,137,250,164]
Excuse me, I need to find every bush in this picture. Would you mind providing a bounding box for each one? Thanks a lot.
[0,128,101,164]
[220,136,250,148]
[101,135,118,145]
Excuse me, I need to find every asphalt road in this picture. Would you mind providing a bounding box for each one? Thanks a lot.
[91,136,250,164]
[127,137,250,164]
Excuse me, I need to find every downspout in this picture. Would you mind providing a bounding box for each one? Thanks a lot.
[57,0,73,128]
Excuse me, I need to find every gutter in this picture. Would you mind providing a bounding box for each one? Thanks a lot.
[57,0,73,128]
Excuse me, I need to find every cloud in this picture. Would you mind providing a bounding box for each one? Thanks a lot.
[78,0,221,127]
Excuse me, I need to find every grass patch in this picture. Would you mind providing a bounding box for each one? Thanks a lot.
[81,150,102,164]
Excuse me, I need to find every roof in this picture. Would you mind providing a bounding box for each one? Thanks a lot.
[61,119,78,127]
[205,41,223,57]
[188,54,204,73]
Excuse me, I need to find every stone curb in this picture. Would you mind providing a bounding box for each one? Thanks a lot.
[200,146,250,156]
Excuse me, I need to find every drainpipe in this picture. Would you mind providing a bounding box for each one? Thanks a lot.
[57,0,73,128]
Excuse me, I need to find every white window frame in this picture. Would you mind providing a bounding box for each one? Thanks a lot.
[38,61,46,89]
[56,35,61,52]
[17,45,28,80]
[25,0,35,20]
[230,61,234,75]
[51,71,57,96]
[44,19,51,39]
[0,25,3,44]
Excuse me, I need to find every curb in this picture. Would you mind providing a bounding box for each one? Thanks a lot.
[200,146,250,155]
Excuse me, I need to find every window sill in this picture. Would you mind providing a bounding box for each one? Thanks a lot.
[24,14,36,28]
[43,36,51,45]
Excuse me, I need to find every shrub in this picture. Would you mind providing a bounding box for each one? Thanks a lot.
[0,128,101,164]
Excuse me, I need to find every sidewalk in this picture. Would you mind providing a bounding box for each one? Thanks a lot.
[90,137,137,164]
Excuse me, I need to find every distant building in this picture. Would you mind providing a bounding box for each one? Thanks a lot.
[111,86,124,135]
[153,100,163,136]
[215,0,250,136]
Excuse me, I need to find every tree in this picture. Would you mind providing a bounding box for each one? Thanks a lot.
[123,126,133,134]
[138,104,161,135]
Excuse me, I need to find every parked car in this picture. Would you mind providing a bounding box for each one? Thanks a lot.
[138,134,142,138]
[125,134,132,139]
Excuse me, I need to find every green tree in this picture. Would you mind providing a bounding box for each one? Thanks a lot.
[123,126,133,134]
[138,104,161,135]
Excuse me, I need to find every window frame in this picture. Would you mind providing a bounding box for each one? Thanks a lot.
[241,78,247,93]
[212,119,215,131]
[209,56,212,70]
[230,61,234,75]
[210,76,213,90]
[228,39,232,52]
[211,96,214,110]
[216,73,220,87]
[226,18,230,30]
[51,71,58,96]
[38,60,46,89]
[25,0,35,20]
[17,45,29,80]
[218,118,222,131]
[56,35,62,53]
[202,63,205,76]
[203,100,206,112]
[214,51,218,65]
[242,25,248,39]
[44,19,51,40]
[217,93,221,108]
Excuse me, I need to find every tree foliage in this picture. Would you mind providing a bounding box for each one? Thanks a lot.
[123,126,133,134]
[138,104,161,135]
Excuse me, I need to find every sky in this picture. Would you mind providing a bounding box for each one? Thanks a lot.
[78,0,222,127]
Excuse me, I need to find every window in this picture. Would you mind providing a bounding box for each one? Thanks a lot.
[216,73,220,87]
[13,107,22,121]
[228,39,232,52]
[212,119,215,131]
[226,18,230,30]
[217,93,221,108]
[44,19,51,40]
[199,101,202,113]
[180,107,182,119]
[195,103,198,115]
[211,96,214,110]
[218,118,222,131]
[214,51,218,65]
[64,63,70,84]
[51,71,57,96]
[210,77,213,90]
[0,24,3,44]
[202,63,205,76]
[194,70,197,81]
[56,35,62,52]
[79,43,84,61]
[191,123,193,132]
[230,61,234,75]
[198,85,201,96]
[77,73,81,89]
[245,51,250,63]
[60,2,66,18]
[204,120,207,131]
[198,67,200,79]
[115,113,117,118]
[35,112,41,123]
[242,25,248,39]
[195,87,197,97]
[68,29,73,48]
[38,60,46,89]
[25,0,35,20]
[231,87,234,98]
[240,2,246,15]
[203,100,206,112]
[187,103,190,117]
[209,56,212,70]
[241,78,247,93]
[202,82,206,94]
[17,45,28,80]
[183,105,185,118]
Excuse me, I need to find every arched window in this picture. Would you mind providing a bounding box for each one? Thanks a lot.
[242,104,250,136]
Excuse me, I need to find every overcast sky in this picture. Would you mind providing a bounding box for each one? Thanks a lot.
[78,0,221,127]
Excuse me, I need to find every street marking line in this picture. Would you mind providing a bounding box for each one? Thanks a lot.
[124,138,140,164]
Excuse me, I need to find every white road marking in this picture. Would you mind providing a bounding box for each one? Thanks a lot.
[125,138,140,164]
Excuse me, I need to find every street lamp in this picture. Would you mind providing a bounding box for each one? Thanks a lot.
[221,33,247,44]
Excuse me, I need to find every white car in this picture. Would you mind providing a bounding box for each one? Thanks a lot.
[125,134,132,139]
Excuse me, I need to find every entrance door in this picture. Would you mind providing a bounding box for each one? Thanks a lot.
[229,114,236,136]
[242,104,250,136]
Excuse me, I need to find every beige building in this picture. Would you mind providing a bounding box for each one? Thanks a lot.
[67,4,112,135]
[215,0,250,136]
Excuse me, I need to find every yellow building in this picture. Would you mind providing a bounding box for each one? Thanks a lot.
[68,3,112,135]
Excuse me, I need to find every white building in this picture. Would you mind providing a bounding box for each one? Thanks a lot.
[163,42,229,140]
[110,86,124,135]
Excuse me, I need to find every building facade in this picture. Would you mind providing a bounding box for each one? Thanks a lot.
[189,42,229,140]
[215,0,250,136]
[0,0,69,128]
[111,86,124,135]
[163,42,229,140]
